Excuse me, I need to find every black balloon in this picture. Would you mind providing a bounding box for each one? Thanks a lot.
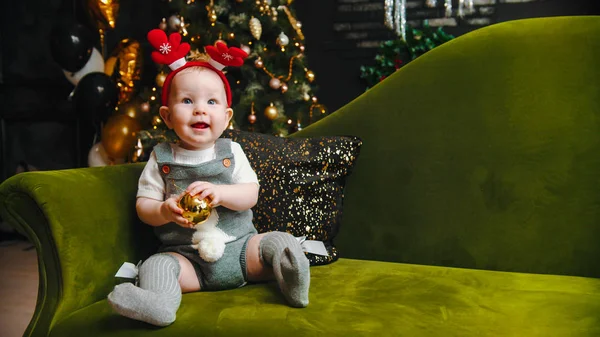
[73,72,118,126]
[50,23,96,72]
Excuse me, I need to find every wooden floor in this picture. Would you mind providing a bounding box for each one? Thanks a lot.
[0,240,38,337]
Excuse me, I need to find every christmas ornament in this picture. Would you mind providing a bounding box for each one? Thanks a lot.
[141,102,150,113]
[276,32,289,46]
[159,18,167,30]
[277,6,304,40]
[384,0,407,40]
[254,58,264,68]
[248,102,257,124]
[101,114,141,160]
[241,44,251,55]
[445,0,453,17]
[281,83,288,93]
[104,39,143,104]
[208,9,217,23]
[168,15,181,31]
[152,115,163,126]
[131,137,144,162]
[269,77,281,89]
[426,0,437,7]
[305,70,315,83]
[249,17,262,40]
[264,103,278,120]
[156,72,167,87]
[179,193,212,224]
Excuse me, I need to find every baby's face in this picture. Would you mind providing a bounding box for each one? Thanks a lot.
[161,69,232,151]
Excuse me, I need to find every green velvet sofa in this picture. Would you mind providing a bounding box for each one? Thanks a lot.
[2,16,600,336]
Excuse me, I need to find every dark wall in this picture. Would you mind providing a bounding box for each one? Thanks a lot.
[0,0,598,182]
[294,0,600,113]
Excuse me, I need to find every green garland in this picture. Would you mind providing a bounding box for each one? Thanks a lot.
[360,25,454,89]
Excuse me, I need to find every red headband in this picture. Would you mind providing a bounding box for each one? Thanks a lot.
[147,29,248,107]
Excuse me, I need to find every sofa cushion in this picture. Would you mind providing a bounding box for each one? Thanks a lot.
[221,129,362,266]
[50,259,600,336]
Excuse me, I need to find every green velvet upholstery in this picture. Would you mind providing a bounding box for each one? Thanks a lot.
[1,16,599,336]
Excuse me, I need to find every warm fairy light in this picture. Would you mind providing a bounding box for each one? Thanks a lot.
[150,96,156,100]
[281,47,285,52]
[152,87,156,91]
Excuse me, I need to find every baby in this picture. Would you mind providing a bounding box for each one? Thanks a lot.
[107,29,310,327]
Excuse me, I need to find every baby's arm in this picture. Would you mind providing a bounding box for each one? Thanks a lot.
[136,195,192,228]
[185,182,258,211]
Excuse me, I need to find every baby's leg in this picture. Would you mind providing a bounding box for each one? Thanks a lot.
[107,252,199,326]
[245,232,310,307]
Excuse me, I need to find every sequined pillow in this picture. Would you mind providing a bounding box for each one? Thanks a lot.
[221,129,362,265]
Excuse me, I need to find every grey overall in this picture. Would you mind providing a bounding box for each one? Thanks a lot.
[153,139,257,290]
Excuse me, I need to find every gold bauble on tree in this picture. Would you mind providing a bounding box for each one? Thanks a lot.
[156,72,167,87]
[179,194,212,224]
[264,103,278,120]
[305,70,315,83]
[249,17,262,40]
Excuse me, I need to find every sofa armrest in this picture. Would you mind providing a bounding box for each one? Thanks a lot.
[0,163,159,336]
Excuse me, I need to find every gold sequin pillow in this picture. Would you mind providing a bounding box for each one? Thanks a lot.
[222,130,362,265]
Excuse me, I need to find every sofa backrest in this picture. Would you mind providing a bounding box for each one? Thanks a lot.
[296,16,600,278]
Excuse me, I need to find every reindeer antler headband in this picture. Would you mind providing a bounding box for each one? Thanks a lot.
[147,29,248,107]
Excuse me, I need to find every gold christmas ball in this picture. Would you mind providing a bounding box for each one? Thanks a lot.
[264,103,278,120]
[254,58,264,68]
[159,18,167,31]
[306,70,315,83]
[269,77,281,89]
[281,83,288,93]
[155,72,167,87]
[248,114,257,124]
[209,9,217,23]
[140,102,150,113]
[179,194,212,225]
[152,115,163,126]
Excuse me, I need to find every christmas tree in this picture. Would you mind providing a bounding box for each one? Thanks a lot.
[360,25,454,90]
[129,0,324,162]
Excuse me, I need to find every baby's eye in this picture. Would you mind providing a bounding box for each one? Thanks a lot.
[207,99,217,105]
[183,98,193,104]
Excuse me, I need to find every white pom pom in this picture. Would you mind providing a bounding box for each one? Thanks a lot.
[198,237,226,262]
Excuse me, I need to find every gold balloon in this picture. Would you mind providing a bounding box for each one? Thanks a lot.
[264,103,278,120]
[101,114,142,160]
[179,194,212,224]
[87,0,120,30]
[117,98,146,122]
[105,39,143,104]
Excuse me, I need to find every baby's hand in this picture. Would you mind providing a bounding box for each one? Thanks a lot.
[161,193,193,228]
[186,181,223,207]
